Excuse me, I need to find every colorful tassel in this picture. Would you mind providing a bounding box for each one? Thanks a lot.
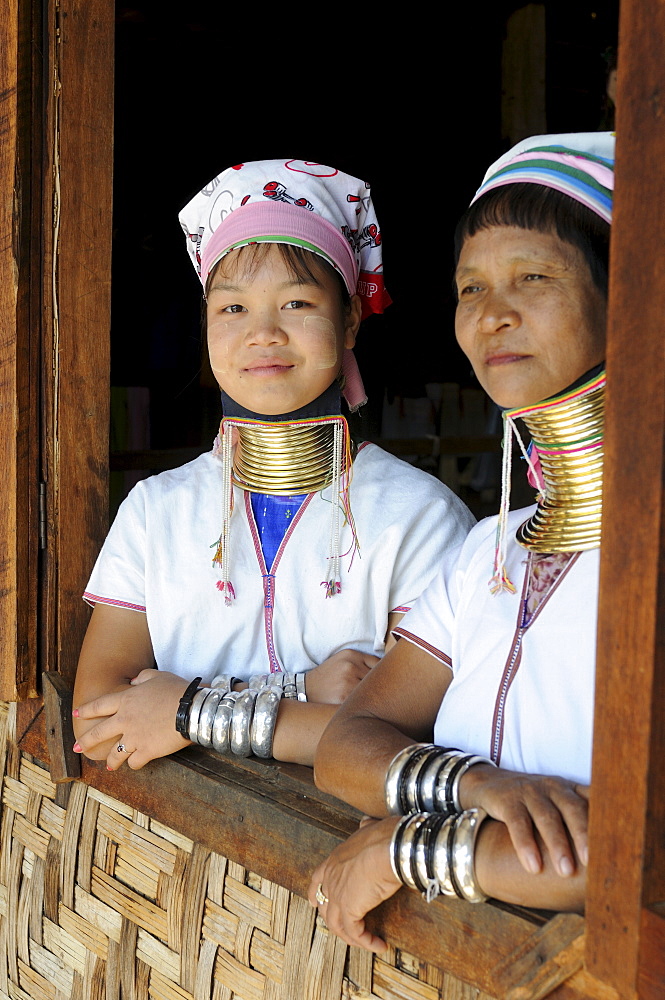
[489,415,517,595]
[211,420,236,605]
[489,413,547,595]
[321,417,359,597]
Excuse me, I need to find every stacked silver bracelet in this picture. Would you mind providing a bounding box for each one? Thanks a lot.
[247,672,307,701]
[385,743,495,817]
[182,676,290,758]
[389,808,489,904]
[384,743,495,905]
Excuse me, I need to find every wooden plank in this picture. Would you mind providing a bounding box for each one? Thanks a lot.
[42,671,80,783]
[20,0,43,702]
[549,970,621,1000]
[491,913,584,1000]
[0,0,21,696]
[501,3,546,145]
[49,0,113,685]
[0,0,40,701]
[585,0,665,995]
[637,905,665,1000]
[39,0,59,697]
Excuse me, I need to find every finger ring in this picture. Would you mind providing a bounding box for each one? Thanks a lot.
[315,884,329,906]
[117,744,127,753]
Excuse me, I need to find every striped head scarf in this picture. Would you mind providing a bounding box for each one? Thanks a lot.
[471,132,615,223]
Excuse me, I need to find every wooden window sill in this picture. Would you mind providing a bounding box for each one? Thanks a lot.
[13,701,613,998]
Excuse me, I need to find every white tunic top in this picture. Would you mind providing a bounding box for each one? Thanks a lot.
[394,508,599,785]
[85,443,475,683]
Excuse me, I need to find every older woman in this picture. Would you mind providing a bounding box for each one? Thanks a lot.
[308,133,614,952]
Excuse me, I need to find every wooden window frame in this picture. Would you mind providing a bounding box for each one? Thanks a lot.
[5,0,665,996]
[1,0,112,705]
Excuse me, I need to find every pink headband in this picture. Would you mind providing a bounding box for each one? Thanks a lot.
[201,201,359,302]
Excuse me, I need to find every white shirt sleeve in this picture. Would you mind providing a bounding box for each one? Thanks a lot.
[392,515,499,667]
[392,549,460,666]
[84,484,148,613]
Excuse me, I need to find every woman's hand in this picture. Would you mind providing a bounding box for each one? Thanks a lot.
[308,816,402,952]
[73,669,192,770]
[460,764,589,878]
[305,649,379,704]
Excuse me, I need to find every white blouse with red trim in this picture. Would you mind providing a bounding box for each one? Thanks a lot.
[84,444,474,682]
[394,508,599,786]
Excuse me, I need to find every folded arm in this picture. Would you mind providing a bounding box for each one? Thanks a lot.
[314,634,588,880]
[73,603,191,767]
[308,803,588,953]
[72,605,400,770]
[314,636,453,817]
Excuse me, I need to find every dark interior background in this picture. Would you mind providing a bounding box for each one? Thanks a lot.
[110,0,619,510]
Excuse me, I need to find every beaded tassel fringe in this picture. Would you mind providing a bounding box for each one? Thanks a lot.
[490,417,540,595]
[212,415,358,603]
[211,419,237,605]
[321,418,358,597]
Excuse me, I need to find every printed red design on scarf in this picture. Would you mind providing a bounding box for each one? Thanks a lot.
[263,182,314,211]
[285,160,338,177]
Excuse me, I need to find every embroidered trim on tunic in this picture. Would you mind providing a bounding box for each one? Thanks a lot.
[489,551,580,764]
[392,627,453,667]
[245,490,315,673]
[83,592,147,613]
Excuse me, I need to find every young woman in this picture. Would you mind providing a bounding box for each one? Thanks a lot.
[72,160,474,770]
[309,134,614,950]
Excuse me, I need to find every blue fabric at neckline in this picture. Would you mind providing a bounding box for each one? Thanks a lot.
[250,492,307,570]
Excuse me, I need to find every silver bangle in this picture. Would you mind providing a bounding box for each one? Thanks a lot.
[431,814,458,897]
[449,755,496,814]
[449,808,489,903]
[433,754,465,813]
[295,672,307,702]
[384,744,433,815]
[397,813,428,890]
[412,813,449,897]
[211,691,239,754]
[404,747,441,813]
[211,674,237,694]
[419,751,456,812]
[250,686,283,758]
[282,672,297,698]
[230,689,257,756]
[248,674,269,690]
[188,687,212,743]
[399,744,438,814]
[196,689,222,748]
[389,816,406,882]
[412,817,433,894]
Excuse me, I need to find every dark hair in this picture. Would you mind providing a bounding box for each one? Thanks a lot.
[205,241,351,309]
[454,183,610,297]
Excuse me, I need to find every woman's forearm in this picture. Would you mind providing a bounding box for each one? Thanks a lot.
[315,713,416,816]
[474,818,586,912]
[314,639,453,816]
[271,700,338,765]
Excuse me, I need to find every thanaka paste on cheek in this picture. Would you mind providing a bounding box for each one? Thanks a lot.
[207,318,233,375]
[302,316,338,369]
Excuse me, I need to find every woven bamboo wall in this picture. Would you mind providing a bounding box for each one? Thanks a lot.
[0,704,497,1000]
